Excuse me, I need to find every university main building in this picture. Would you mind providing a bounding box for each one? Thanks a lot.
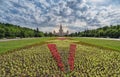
[53,24,69,36]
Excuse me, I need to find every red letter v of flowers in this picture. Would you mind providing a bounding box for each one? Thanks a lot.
[47,44,76,72]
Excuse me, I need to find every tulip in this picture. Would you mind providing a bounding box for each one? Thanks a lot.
[68,44,76,71]
[47,44,64,71]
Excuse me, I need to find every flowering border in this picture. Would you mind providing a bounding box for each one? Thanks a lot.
[47,44,64,71]
[68,44,76,71]
[47,44,76,72]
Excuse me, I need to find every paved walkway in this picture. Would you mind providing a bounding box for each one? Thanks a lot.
[90,37,120,41]
[0,38,21,42]
[0,38,36,42]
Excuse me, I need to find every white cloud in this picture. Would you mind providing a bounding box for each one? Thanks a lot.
[0,0,120,32]
[89,0,104,3]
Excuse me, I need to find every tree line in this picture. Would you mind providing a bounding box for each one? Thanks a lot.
[0,22,44,38]
[69,25,120,38]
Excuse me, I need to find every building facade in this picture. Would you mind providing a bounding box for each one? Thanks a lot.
[53,24,69,36]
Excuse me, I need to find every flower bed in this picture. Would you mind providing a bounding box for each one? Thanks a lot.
[47,44,64,71]
[68,44,76,71]
[48,44,77,72]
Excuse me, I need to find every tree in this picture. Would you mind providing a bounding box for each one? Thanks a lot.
[0,22,45,38]
[0,28,5,38]
[34,28,40,37]
[69,25,120,38]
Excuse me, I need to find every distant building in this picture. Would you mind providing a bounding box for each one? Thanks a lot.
[53,24,69,36]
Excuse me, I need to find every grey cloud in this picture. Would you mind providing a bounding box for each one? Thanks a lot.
[0,0,120,32]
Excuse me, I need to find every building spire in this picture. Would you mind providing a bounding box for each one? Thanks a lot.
[59,24,63,36]
[53,24,69,36]
[59,24,63,31]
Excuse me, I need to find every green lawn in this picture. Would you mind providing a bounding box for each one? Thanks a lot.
[0,37,53,54]
[0,39,120,76]
[73,37,120,51]
[0,37,120,54]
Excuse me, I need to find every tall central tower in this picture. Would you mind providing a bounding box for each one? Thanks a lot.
[53,24,69,36]
[59,24,63,36]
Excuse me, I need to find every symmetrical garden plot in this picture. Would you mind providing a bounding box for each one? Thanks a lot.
[0,39,120,77]
[47,43,76,72]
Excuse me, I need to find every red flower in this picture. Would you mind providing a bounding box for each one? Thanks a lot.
[48,44,76,72]
[68,44,76,71]
[47,44,64,71]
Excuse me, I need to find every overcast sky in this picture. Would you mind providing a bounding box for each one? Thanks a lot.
[0,0,120,32]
